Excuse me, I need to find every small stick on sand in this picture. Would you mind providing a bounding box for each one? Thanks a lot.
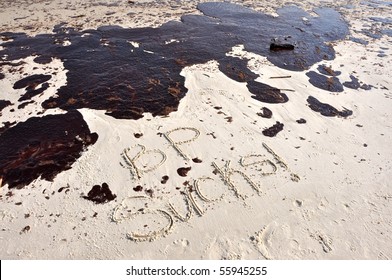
[269,75,292,79]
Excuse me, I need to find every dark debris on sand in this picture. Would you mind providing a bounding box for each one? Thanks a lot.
[83,183,116,204]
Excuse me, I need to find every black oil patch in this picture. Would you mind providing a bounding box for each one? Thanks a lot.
[218,56,259,83]
[368,17,392,37]
[177,167,191,177]
[306,71,344,92]
[307,96,352,117]
[0,2,349,119]
[349,37,369,45]
[0,121,15,134]
[317,64,341,76]
[0,110,98,189]
[343,75,361,89]
[270,42,295,51]
[0,100,12,113]
[33,55,53,64]
[247,81,289,103]
[343,75,373,90]
[83,183,116,204]
[13,74,51,90]
[262,121,284,137]
[257,107,273,118]
[17,100,35,109]
[13,74,52,102]
[360,84,373,90]
[381,29,392,37]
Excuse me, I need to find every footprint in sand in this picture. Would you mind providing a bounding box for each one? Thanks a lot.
[203,236,260,260]
[309,230,333,253]
[253,222,300,260]
[163,238,193,258]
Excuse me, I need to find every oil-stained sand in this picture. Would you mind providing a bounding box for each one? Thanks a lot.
[83,182,117,204]
[0,110,98,188]
[0,2,349,120]
[0,2,350,189]
[307,96,353,118]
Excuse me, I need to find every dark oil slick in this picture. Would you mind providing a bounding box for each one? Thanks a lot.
[13,74,52,102]
[0,2,348,119]
[306,71,344,92]
[0,2,350,188]
[343,75,361,89]
[343,75,373,91]
[0,110,98,189]
[0,100,12,114]
[317,65,341,76]
[247,81,289,103]
[307,96,352,118]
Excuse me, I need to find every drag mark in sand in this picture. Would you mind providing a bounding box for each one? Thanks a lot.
[310,231,333,253]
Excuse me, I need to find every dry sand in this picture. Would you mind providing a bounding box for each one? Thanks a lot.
[0,0,391,259]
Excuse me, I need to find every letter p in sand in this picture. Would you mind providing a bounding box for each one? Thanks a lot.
[164,127,200,161]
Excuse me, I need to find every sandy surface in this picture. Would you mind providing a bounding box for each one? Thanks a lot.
[0,0,391,259]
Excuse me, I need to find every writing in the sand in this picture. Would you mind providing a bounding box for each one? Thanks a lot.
[113,127,299,242]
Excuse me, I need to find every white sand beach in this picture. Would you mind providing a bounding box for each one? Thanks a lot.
[0,0,391,260]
